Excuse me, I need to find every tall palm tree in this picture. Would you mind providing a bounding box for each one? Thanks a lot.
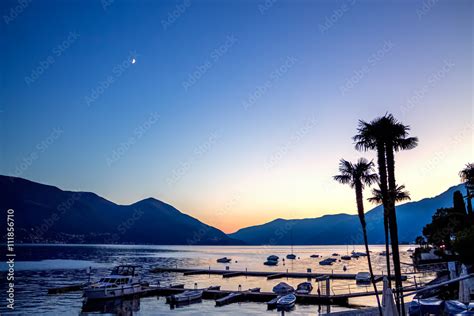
[334,158,382,314]
[384,115,418,315]
[368,184,411,281]
[354,118,392,288]
[354,114,418,316]
[459,163,474,217]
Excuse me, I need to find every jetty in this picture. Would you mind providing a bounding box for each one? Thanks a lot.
[150,267,406,281]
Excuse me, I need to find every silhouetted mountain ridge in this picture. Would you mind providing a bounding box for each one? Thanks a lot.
[0,176,241,245]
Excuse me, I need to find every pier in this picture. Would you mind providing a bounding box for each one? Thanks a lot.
[150,267,407,281]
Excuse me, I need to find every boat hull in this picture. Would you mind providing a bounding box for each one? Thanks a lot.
[83,283,143,300]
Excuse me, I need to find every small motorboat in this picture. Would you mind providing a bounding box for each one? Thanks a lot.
[83,265,145,300]
[332,253,339,256]
[276,293,296,309]
[264,259,278,266]
[216,257,232,263]
[341,255,351,260]
[272,282,294,295]
[295,282,313,294]
[355,272,371,284]
[319,258,336,265]
[351,251,367,257]
[267,255,279,261]
[167,290,203,303]
[286,254,296,260]
[310,254,319,258]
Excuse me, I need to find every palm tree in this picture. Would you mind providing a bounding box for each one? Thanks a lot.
[354,117,392,288]
[354,114,418,316]
[368,184,411,281]
[334,158,382,314]
[459,163,474,216]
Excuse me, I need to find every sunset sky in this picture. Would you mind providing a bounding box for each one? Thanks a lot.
[1,0,472,233]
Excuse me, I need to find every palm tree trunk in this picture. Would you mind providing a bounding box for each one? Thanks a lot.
[376,143,392,287]
[385,141,405,316]
[384,215,391,286]
[355,183,382,314]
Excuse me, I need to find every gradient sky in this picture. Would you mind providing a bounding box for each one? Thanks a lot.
[1,0,472,233]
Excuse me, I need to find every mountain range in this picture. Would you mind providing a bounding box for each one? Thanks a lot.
[0,175,464,245]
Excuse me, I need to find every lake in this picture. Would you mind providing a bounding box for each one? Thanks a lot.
[0,244,433,315]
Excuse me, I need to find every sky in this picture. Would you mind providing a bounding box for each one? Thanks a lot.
[1,0,472,233]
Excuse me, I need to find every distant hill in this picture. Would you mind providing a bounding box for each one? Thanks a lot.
[229,184,465,245]
[0,176,242,245]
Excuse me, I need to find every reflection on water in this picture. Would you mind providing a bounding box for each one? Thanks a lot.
[0,244,433,315]
[82,296,141,314]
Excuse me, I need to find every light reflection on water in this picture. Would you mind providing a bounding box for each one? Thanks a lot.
[0,244,434,315]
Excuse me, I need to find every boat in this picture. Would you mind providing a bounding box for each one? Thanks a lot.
[276,293,296,309]
[341,255,351,260]
[351,251,367,256]
[332,253,339,256]
[310,254,319,258]
[407,248,414,253]
[216,257,231,263]
[167,290,203,303]
[319,258,337,265]
[83,265,144,300]
[295,282,313,294]
[267,255,279,261]
[379,251,387,256]
[355,272,371,284]
[264,259,278,266]
[286,254,296,260]
[272,282,294,295]
[286,229,296,259]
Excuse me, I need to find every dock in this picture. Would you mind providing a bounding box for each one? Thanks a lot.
[150,267,406,281]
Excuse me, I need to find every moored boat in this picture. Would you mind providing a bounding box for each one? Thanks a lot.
[216,257,232,263]
[272,282,294,295]
[295,282,313,294]
[276,293,296,309]
[310,254,319,258]
[286,254,296,260]
[83,265,144,300]
[341,255,351,260]
[355,272,371,284]
[267,255,279,261]
[264,259,278,266]
[319,258,336,265]
[167,290,203,303]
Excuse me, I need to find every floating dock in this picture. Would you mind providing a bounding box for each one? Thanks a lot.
[150,267,406,281]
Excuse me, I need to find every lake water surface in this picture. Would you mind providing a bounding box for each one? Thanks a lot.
[0,244,434,315]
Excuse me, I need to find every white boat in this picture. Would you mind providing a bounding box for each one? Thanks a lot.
[216,257,231,263]
[83,265,144,300]
[272,282,294,295]
[295,282,313,294]
[267,255,279,261]
[355,272,371,284]
[276,293,296,309]
[168,290,203,303]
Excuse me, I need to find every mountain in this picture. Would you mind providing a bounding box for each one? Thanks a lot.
[229,184,465,245]
[0,176,242,245]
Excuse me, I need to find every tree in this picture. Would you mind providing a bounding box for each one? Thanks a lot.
[354,113,418,316]
[453,190,467,215]
[334,158,382,314]
[459,163,474,216]
[415,236,425,248]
